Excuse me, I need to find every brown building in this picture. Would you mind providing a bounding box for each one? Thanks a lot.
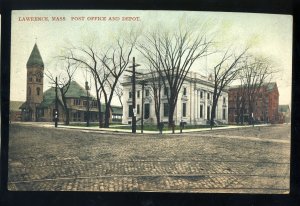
[228,82,279,124]
[16,43,122,123]
[10,101,24,122]
[35,81,122,123]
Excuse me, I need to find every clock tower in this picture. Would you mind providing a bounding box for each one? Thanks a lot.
[25,43,44,121]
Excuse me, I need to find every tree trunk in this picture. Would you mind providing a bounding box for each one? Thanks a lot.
[168,103,175,128]
[154,97,161,128]
[96,97,103,128]
[61,94,70,126]
[210,100,217,128]
[104,105,110,128]
[65,108,70,125]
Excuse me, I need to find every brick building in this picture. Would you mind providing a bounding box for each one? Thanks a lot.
[228,82,279,124]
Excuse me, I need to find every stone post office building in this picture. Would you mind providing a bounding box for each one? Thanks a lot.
[121,72,228,125]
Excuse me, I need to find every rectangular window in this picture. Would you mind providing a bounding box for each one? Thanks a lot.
[128,105,133,117]
[144,103,150,119]
[73,99,81,105]
[207,106,210,120]
[200,105,203,118]
[223,97,226,104]
[137,104,140,114]
[200,91,203,98]
[145,89,150,97]
[163,103,169,117]
[223,108,226,120]
[137,91,140,98]
[73,112,81,121]
[207,93,210,100]
[129,91,132,99]
[182,103,186,117]
[183,87,187,95]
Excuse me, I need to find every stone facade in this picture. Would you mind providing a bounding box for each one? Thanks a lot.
[122,72,228,125]
[20,43,44,121]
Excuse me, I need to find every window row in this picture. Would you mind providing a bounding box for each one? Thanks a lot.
[128,103,226,120]
[28,76,42,83]
[128,104,150,119]
[28,87,41,96]
[73,99,98,107]
[129,90,150,99]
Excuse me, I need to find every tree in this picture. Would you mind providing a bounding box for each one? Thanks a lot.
[98,37,136,127]
[209,48,248,128]
[62,44,106,128]
[137,28,213,127]
[143,64,163,128]
[113,81,123,107]
[65,34,136,128]
[46,58,78,125]
[237,56,276,124]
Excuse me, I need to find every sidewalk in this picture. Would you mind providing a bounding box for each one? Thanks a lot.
[13,121,271,134]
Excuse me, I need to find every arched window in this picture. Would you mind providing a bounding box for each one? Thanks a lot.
[37,87,40,96]
[28,87,31,96]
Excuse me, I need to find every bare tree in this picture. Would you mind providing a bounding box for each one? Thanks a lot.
[209,48,248,128]
[113,81,123,107]
[137,29,213,127]
[64,45,110,128]
[45,58,78,125]
[99,37,136,127]
[64,35,136,128]
[237,56,277,124]
[143,64,163,128]
[234,82,247,124]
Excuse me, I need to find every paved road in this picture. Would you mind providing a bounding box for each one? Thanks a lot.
[8,123,290,193]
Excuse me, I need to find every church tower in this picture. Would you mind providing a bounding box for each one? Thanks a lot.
[25,43,44,121]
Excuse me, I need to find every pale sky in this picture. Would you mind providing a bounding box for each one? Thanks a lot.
[10,10,293,106]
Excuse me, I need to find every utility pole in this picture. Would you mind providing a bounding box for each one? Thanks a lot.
[141,80,145,134]
[55,77,58,128]
[126,57,141,133]
[85,81,90,127]
[132,57,136,133]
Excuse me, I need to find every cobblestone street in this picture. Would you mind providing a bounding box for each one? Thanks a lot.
[8,123,290,193]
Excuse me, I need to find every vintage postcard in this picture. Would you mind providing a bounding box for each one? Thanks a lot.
[8,10,292,193]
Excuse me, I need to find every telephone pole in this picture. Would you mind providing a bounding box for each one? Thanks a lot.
[132,57,137,133]
[85,81,90,127]
[127,57,141,133]
[55,77,58,128]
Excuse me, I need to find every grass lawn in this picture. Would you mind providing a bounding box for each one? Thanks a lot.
[111,124,226,131]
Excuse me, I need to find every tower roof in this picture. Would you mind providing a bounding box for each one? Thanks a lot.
[26,43,44,68]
